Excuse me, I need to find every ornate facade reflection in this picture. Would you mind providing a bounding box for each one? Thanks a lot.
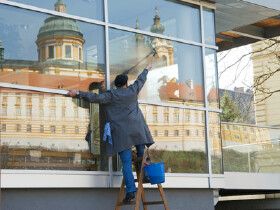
[0,1,220,173]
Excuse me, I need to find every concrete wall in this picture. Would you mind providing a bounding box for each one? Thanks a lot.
[2,188,215,210]
[216,198,280,210]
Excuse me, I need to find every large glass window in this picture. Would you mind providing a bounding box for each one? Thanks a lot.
[10,0,104,21]
[222,123,280,173]
[0,1,218,176]
[205,48,219,109]
[108,0,201,43]
[109,28,204,107]
[203,8,215,46]
[209,112,222,174]
[0,4,107,171]
[147,106,207,173]
[0,4,105,90]
[115,105,207,173]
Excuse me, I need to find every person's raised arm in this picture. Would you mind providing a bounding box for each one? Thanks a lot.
[130,63,152,94]
[67,90,111,104]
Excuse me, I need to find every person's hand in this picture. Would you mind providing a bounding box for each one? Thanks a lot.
[67,89,78,97]
[146,63,152,71]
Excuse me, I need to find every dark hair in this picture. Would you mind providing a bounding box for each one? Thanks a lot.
[114,74,128,87]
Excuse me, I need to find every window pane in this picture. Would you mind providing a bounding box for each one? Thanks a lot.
[51,125,56,133]
[48,46,54,59]
[109,28,204,107]
[2,124,6,132]
[205,48,219,109]
[11,0,104,21]
[0,5,105,91]
[203,8,215,46]
[141,105,207,173]
[108,0,201,43]
[65,45,71,58]
[129,106,208,173]
[16,124,21,132]
[209,112,222,174]
[222,123,280,173]
[40,125,44,133]
[0,5,107,171]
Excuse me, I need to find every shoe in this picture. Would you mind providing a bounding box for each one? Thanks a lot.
[123,192,135,202]
[143,176,150,183]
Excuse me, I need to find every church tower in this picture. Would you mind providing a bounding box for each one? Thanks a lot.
[135,19,145,44]
[150,7,174,66]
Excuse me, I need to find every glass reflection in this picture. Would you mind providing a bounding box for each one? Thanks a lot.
[0,4,105,91]
[119,105,207,173]
[0,4,107,171]
[0,89,99,170]
[209,112,222,174]
[222,123,280,173]
[109,28,204,107]
[205,48,219,109]
[203,8,215,46]
[108,0,201,43]
[10,0,104,21]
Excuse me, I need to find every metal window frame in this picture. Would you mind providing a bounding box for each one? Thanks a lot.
[0,0,222,188]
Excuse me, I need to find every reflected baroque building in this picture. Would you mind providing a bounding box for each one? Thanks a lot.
[0,4,220,154]
[0,0,105,152]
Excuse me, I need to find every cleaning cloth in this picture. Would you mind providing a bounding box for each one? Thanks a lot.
[103,122,112,145]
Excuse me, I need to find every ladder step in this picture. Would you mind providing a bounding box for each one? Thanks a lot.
[132,157,143,162]
[134,179,150,183]
[143,201,165,206]
[117,201,136,206]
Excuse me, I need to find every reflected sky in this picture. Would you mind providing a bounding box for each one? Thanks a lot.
[11,0,104,21]
[0,4,105,65]
[108,0,201,43]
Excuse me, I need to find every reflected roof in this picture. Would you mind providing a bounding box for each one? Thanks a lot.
[0,71,103,92]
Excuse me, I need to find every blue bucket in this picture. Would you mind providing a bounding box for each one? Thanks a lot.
[145,162,165,185]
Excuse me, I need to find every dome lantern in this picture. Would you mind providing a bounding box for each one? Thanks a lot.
[55,0,66,13]
[150,7,165,35]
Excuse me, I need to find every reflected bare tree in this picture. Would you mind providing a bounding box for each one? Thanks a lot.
[218,38,280,104]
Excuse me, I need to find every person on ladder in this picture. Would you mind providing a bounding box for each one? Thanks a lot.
[67,61,154,202]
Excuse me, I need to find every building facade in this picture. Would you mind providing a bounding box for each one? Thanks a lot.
[251,37,280,127]
[0,0,222,209]
[1,0,280,209]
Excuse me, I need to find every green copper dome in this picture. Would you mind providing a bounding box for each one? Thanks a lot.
[37,16,83,39]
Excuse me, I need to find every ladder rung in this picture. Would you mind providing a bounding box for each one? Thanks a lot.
[117,201,136,206]
[132,157,143,162]
[143,201,164,206]
[134,179,150,183]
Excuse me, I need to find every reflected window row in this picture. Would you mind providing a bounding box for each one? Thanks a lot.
[1,105,84,118]
[0,123,80,134]
[152,129,205,137]
[141,105,206,124]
